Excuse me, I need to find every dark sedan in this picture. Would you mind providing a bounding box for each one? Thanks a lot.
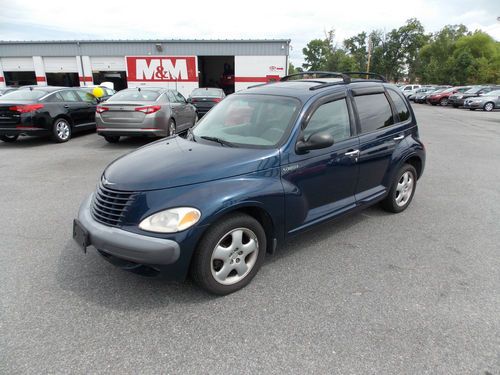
[0,87,97,143]
[188,88,225,117]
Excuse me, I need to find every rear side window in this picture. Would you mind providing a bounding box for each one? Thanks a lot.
[388,90,410,122]
[59,91,79,102]
[303,99,351,142]
[354,93,394,133]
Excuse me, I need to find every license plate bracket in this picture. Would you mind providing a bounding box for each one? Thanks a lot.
[73,219,89,253]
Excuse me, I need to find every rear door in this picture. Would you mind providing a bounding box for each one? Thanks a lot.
[351,86,408,204]
[58,90,87,126]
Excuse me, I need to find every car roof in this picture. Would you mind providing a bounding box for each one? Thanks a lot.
[240,75,396,102]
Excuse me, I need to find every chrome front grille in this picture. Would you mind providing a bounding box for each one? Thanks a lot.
[91,183,136,227]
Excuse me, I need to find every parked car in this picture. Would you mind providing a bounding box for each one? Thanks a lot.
[95,87,198,143]
[0,86,97,143]
[81,85,116,102]
[73,71,425,295]
[400,84,421,96]
[463,89,500,111]
[427,86,471,106]
[0,87,18,96]
[188,88,225,117]
[409,87,435,102]
[413,87,438,103]
[449,86,500,108]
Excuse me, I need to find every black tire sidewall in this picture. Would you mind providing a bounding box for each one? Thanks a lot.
[168,119,176,136]
[0,134,19,142]
[191,213,267,295]
[104,135,120,143]
[383,164,417,213]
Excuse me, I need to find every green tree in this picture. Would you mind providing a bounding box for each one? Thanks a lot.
[302,39,331,71]
[343,32,368,71]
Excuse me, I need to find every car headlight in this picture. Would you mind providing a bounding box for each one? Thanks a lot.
[139,207,201,233]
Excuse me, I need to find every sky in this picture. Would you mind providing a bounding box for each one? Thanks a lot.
[0,0,499,66]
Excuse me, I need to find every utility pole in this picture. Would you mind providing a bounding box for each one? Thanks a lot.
[366,38,373,78]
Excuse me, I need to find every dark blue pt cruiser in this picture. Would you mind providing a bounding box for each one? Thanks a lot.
[73,72,425,295]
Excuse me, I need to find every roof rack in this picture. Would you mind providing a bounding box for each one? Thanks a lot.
[342,71,387,82]
[280,71,351,84]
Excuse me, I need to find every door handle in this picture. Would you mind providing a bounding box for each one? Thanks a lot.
[64,105,70,109]
[393,135,404,141]
[345,149,360,157]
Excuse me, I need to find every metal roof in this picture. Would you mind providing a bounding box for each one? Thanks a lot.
[0,39,290,57]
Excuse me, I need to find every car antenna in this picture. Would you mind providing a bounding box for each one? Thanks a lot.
[138,87,141,92]
[29,87,33,91]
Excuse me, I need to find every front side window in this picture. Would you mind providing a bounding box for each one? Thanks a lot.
[75,90,97,103]
[175,92,186,103]
[303,98,351,143]
[388,90,411,122]
[192,94,300,147]
[354,93,394,133]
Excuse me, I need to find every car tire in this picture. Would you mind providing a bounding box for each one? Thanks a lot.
[469,108,475,111]
[440,98,448,106]
[0,134,19,143]
[190,213,267,295]
[381,164,417,213]
[52,118,72,143]
[168,119,176,136]
[483,102,494,112]
[104,135,120,143]
[431,103,437,106]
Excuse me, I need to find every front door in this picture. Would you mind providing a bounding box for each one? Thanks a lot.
[282,94,360,234]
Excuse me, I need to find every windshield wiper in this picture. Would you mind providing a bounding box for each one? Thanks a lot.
[200,136,235,147]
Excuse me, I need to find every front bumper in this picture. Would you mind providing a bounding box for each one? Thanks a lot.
[463,101,482,109]
[75,194,180,265]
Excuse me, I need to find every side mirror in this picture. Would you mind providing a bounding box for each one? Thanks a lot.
[296,131,334,153]
[186,97,192,103]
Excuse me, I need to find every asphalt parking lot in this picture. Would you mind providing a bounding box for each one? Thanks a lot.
[1,105,499,374]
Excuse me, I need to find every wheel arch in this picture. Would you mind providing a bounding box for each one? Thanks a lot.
[53,114,73,127]
[403,154,423,179]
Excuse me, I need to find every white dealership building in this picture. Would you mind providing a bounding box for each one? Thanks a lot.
[0,39,290,97]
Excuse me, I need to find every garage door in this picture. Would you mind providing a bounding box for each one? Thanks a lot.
[90,57,125,71]
[1,57,35,71]
[44,57,78,73]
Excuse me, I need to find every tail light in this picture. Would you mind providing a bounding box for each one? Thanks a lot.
[96,106,109,114]
[9,104,44,113]
[135,105,161,114]
[211,98,222,103]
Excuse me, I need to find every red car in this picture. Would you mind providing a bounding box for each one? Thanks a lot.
[427,86,469,106]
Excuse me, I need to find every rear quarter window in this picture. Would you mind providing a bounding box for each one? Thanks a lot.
[354,93,394,133]
[388,90,411,122]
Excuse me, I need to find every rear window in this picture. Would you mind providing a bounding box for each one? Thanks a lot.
[107,90,160,102]
[354,93,394,133]
[388,90,411,122]
[0,90,47,100]
[191,88,223,97]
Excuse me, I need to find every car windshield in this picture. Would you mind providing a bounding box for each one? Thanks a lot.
[191,88,222,97]
[192,94,300,148]
[107,89,160,102]
[442,88,455,93]
[0,89,47,100]
[465,87,482,94]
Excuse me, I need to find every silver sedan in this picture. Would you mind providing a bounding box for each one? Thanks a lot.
[96,87,198,143]
[464,89,500,112]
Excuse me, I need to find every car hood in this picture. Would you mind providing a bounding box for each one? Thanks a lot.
[103,136,281,191]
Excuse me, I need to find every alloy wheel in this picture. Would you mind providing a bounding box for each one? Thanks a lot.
[210,227,259,285]
[484,103,494,112]
[56,121,70,141]
[395,171,414,207]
